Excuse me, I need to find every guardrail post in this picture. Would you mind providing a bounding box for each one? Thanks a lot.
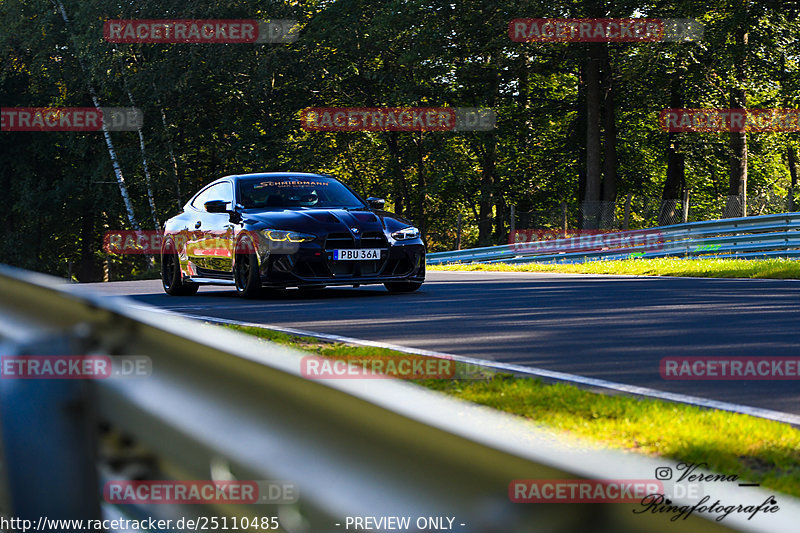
[509,205,515,240]
[561,201,568,237]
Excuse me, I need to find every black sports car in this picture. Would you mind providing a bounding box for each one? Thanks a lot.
[160,172,425,297]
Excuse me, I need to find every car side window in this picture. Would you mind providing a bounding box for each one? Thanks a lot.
[215,182,233,204]
[191,182,232,210]
[190,186,211,210]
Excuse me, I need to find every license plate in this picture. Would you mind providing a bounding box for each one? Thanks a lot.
[332,249,381,260]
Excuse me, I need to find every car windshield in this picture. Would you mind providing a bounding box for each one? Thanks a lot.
[237,176,365,210]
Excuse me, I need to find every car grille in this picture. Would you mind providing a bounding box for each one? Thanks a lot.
[322,231,388,277]
[325,233,355,250]
[359,232,387,276]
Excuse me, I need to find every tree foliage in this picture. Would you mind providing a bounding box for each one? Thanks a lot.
[2,0,799,279]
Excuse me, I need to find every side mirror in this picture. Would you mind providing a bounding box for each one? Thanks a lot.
[204,199,229,213]
[366,197,385,209]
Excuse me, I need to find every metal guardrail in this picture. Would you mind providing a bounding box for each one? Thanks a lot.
[0,265,798,532]
[427,212,800,265]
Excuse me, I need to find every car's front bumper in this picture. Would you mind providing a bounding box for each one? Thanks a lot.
[257,240,425,288]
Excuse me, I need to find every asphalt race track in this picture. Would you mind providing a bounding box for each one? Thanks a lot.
[70,271,800,417]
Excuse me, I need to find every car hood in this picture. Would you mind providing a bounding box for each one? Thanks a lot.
[242,208,401,234]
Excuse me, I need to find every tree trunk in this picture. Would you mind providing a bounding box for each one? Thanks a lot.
[576,60,587,227]
[726,27,748,218]
[660,75,686,225]
[477,138,495,247]
[600,44,617,228]
[584,44,603,229]
[478,61,500,245]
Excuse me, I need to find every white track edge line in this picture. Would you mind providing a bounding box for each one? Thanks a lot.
[131,304,800,427]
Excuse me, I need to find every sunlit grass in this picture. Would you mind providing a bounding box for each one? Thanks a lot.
[228,324,800,497]
[429,257,800,279]
[420,376,800,497]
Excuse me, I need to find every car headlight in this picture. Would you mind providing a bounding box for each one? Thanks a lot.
[261,230,316,243]
[391,226,420,240]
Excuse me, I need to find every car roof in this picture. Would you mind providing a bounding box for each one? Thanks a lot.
[221,172,332,181]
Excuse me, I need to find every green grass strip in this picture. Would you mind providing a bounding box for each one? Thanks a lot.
[428,257,800,279]
[227,324,800,498]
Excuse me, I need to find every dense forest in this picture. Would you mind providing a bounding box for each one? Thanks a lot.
[2,0,799,281]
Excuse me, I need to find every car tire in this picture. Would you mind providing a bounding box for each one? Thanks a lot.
[234,237,262,298]
[384,281,422,293]
[161,242,199,296]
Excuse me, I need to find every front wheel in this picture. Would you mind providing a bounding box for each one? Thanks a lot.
[234,238,262,298]
[384,281,422,293]
[161,243,198,296]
